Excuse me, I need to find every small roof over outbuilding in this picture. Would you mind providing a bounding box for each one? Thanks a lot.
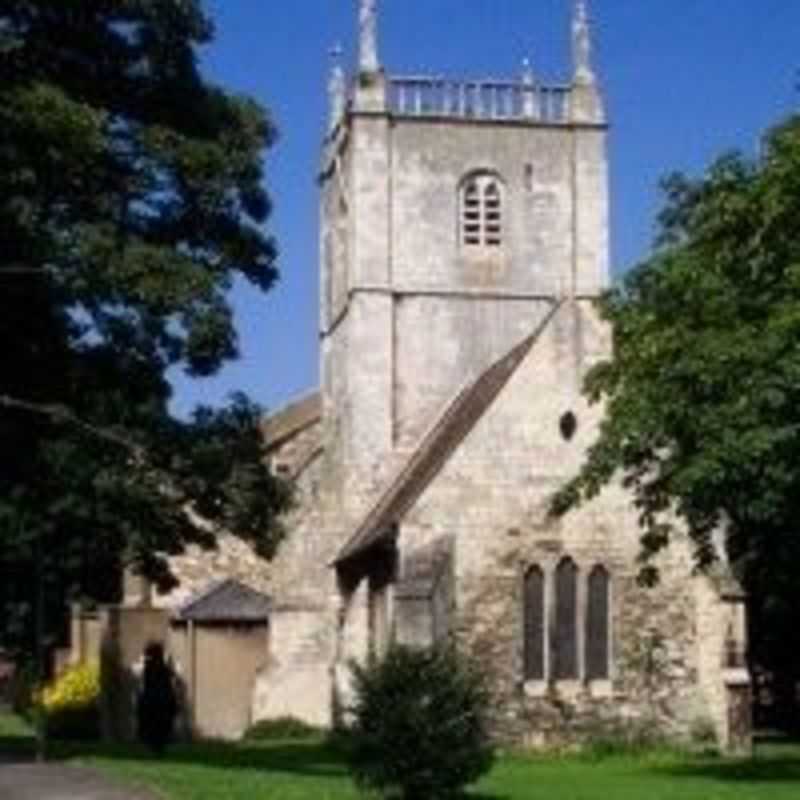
[176,579,272,624]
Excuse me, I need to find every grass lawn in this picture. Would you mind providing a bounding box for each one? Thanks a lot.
[1,710,799,799]
[0,710,31,738]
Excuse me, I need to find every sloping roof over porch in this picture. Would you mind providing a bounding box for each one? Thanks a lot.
[335,300,563,565]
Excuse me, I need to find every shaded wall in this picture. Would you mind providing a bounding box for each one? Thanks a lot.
[99,607,169,743]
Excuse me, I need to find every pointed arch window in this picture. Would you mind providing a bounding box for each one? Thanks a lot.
[460,173,504,249]
[586,565,611,680]
[554,557,579,680]
[521,558,613,686]
[523,565,545,681]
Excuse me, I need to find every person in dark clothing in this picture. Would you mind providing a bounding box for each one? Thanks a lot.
[137,642,177,756]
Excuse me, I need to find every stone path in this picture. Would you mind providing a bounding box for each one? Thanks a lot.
[0,763,157,800]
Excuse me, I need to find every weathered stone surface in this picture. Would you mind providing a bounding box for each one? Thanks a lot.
[387,301,740,747]
[152,5,748,752]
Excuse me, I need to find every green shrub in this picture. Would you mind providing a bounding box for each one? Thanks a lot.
[244,716,322,741]
[346,645,494,800]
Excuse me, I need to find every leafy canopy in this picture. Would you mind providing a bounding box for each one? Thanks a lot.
[552,114,800,584]
[0,0,290,654]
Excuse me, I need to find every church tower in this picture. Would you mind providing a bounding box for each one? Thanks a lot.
[320,0,609,511]
[142,2,749,752]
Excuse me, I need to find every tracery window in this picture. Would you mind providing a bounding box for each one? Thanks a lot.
[460,173,504,249]
[522,557,612,685]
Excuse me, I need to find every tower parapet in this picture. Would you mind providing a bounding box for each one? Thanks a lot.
[386,75,574,125]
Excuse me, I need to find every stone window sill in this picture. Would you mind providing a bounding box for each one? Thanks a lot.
[552,679,583,700]
[588,679,613,698]
[523,678,614,699]
[523,680,548,698]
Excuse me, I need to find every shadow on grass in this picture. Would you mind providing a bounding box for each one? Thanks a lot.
[74,739,351,779]
[0,716,348,778]
[0,731,384,786]
[0,728,505,799]
[651,744,800,785]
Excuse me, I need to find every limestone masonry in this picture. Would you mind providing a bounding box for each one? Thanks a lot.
[128,1,751,750]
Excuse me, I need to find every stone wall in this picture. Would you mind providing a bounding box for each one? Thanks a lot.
[389,302,741,748]
[388,120,604,295]
[251,604,336,727]
[319,95,608,509]
[158,534,274,612]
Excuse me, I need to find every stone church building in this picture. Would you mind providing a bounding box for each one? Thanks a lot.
[116,0,750,750]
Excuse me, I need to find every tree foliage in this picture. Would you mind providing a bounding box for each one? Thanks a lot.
[552,114,800,575]
[0,0,290,656]
[551,114,800,724]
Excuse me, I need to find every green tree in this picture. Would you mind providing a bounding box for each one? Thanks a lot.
[551,114,800,728]
[0,0,290,661]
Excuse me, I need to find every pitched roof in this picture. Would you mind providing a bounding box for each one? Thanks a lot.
[177,579,272,623]
[261,392,322,452]
[335,301,563,564]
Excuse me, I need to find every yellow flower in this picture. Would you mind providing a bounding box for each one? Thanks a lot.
[41,662,100,714]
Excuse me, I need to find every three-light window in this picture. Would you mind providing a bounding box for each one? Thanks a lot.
[523,559,611,683]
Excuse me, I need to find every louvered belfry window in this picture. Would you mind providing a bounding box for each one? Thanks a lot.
[523,565,545,681]
[553,557,579,680]
[586,565,611,680]
[461,174,503,248]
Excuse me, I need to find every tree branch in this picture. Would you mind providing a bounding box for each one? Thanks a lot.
[0,394,226,537]
[0,268,50,276]
[0,394,147,464]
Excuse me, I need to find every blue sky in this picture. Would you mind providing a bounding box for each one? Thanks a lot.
[170,1,799,418]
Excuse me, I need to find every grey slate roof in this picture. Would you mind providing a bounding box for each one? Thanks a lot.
[177,579,272,623]
[335,301,563,565]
